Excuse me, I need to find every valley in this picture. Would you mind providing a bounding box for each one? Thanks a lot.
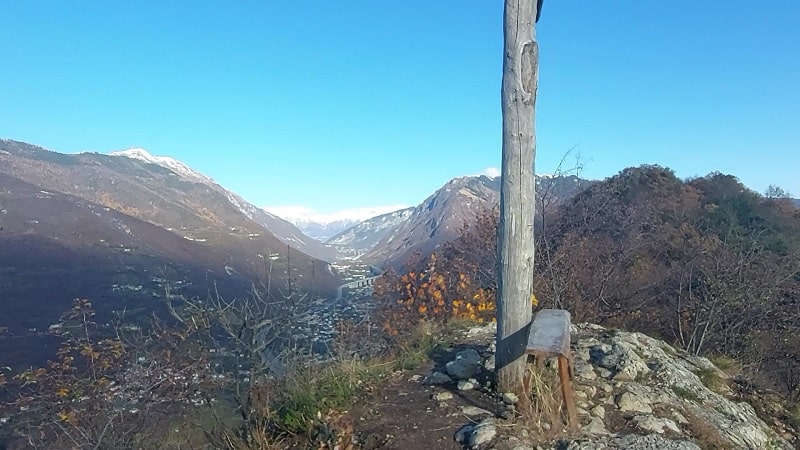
[1,139,798,449]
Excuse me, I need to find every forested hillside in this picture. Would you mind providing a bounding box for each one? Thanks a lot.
[538,166,800,396]
[382,165,800,399]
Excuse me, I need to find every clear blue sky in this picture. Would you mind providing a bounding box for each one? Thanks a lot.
[2,1,798,213]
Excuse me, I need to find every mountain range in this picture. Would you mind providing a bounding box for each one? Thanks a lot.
[0,140,340,337]
[263,206,410,242]
[332,174,593,268]
[0,138,594,340]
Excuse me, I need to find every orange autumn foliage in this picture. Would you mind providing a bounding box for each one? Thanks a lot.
[373,253,498,338]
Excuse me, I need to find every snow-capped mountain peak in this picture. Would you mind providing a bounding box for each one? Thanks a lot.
[110,148,213,182]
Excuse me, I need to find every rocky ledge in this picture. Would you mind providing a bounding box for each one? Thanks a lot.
[424,322,794,450]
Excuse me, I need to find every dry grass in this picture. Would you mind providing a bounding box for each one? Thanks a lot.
[517,363,570,442]
[220,424,288,450]
[683,409,736,450]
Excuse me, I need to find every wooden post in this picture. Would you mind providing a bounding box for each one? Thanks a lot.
[558,355,578,431]
[496,0,539,394]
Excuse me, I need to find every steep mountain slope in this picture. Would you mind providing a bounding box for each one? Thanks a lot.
[110,147,337,262]
[326,207,415,259]
[361,176,499,267]
[359,174,591,268]
[0,171,260,368]
[0,139,339,292]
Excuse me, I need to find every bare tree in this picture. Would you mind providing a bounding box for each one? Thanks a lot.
[497,0,540,393]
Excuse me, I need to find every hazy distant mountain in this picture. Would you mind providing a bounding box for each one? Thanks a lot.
[265,205,408,241]
[0,139,339,295]
[358,174,592,268]
[326,207,415,259]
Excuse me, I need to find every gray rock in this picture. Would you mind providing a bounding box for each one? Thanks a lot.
[583,417,610,435]
[574,362,598,380]
[446,348,483,380]
[424,371,453,385]
[458,380,476,391]
[433,391,453,401]
[671,411,688,424]
[563,433,701,450]
[502,392,520,405]
[616,391,653,414]
[455,419,496,449]
[633,415,681,434]
[470,421,497,448]
[591,405,606,419]
[615,434,701,449]
[562,324,793,449]
[461,405,493,417]
[484,353,496,371]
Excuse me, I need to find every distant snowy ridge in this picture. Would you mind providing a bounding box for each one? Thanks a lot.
[264,205,409,241]
[327,208,414,249]
[265,205,409,226]
[110,148,213,183]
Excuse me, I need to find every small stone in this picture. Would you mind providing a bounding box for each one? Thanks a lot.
[409,374,422,382]
[458,380,476,391]
[582,417,609,435]
[591,405,606,419]
[633,415,681,434]
[672,411,688,424]
[502,392,520,405]
[461,406,493,417]
[433,391,454,401]
[574,363,598,380]
[424,371,453,386]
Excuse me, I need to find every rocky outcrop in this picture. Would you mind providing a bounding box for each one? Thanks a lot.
[567,323,791,449]
[428,322,794,450]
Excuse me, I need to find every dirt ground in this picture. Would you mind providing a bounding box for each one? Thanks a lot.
[345,343,505,450]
